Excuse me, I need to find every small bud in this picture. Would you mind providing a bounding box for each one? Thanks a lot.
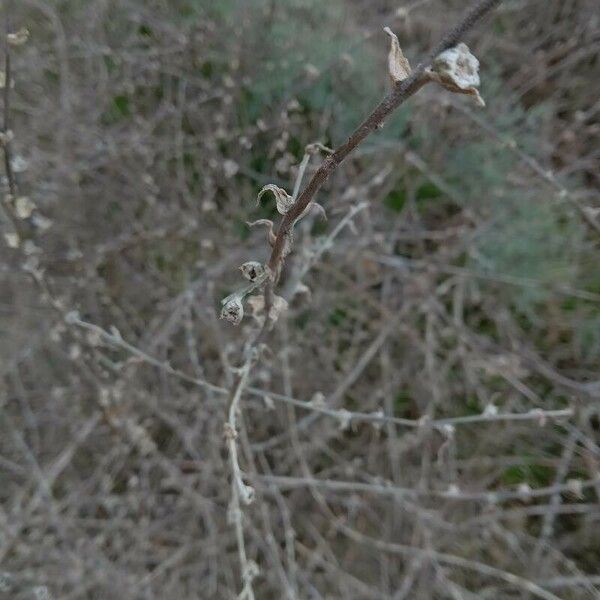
[582,206,600,222]
[303,63,320,79]
[567,478,583,499]
[223,159,239,178]
[223,423,237,440]
[269,294,288,323]
[305,141,333,155]
[370,409,385,432]
[257,184,295,215]
[7,28,30,46]
[220,295,244,325]
[0,130,14,146]
[517,483,532,500]
[32,213,53,231]
[64,310,81,324]
[337,408,352,431]
[4,232,19,248]
[239,482,255,505]
[243,560,260,583]
[418,414,431,429]
[528,408,547,427]
[384,27,411,83]
[295,281,312,301]
[14,196,35,219]
[239,261,265,282]
[442,423,455,437]
[483,403,498,417]
[486,492,498,505]
[310,391,326,407]
[445,483,460,497]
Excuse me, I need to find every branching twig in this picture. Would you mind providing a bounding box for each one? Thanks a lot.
[265,0,502,293]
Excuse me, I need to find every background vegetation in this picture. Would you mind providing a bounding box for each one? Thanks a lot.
[1,0,599,598]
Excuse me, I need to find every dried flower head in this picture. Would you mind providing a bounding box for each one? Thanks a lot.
[239,261,265,282]
[220,295,244,325]
[430,43,485,106]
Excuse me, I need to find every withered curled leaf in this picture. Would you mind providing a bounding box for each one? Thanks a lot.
[257,184,295,215]
[246,218,276,247]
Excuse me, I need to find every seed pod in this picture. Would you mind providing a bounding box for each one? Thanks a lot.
[239,261,265,282]
[220,295,244,325]
[430,43,485,106]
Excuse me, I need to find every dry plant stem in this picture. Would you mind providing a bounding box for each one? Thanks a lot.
[339,525,563,600]
[1,8,21,235]
[255,474,599,504]
[226,356,255,600]
[264,0,503,307]
[69,316,575,431]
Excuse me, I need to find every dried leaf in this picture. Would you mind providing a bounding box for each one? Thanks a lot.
[383,27,411,83]
[298,201,327,223]
[246,294,288,326]
[257,184,294,215]
[246,218,276,247]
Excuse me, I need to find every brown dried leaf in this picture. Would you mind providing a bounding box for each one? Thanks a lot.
[384,27,411,83]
